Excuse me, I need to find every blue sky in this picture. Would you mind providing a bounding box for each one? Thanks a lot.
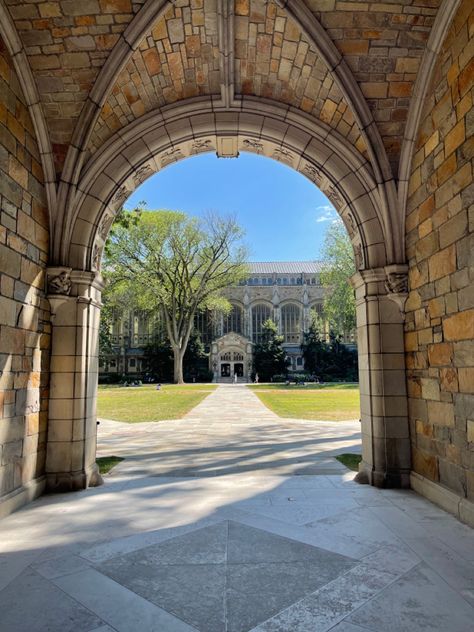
[125,152,339,261]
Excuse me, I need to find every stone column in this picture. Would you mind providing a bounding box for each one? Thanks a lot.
[45,268,103,492]
[351,266,411,488]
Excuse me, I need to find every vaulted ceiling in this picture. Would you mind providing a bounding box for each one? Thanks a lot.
[3,0,444,178]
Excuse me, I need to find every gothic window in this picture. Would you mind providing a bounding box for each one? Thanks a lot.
[223,303,243,335]
[312,303,323,316]
[221,352,232,361]
[251,303,271,343]
[233,352,244,361]
[281,303,301,343]
[194,310,213,344]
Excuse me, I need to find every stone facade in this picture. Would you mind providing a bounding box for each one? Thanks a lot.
[101,262,341,381]
[0,36,50,514]
[405,0,474,504]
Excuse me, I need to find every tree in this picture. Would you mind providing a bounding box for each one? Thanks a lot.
[253,319,289,381]
[301,311,358,382]
[301,312,327,375]
[104,210,248,383]
[320,221,356,339]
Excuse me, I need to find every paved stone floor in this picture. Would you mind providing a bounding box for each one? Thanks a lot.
[1,385,473,632]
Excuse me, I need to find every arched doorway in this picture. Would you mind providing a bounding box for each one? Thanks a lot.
[44,99,410,492]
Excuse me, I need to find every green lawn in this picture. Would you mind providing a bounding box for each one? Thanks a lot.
[247,383,360,421]
[97,455,124,474]
[97,384,217,423]
[336,453,362,471]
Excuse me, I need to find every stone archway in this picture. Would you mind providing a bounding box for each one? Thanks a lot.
[44,97,410,492]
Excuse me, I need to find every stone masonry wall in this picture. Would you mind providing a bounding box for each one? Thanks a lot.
[0,36,51,504]
[405,0,474,500]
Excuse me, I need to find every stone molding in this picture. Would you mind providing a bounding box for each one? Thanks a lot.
[411,472,474,529]
[62,97,396,278]
[398,0,462,218]
[0,476,46,520]
[53,0,401,264]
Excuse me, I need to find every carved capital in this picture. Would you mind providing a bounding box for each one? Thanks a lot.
[47,267,72,296]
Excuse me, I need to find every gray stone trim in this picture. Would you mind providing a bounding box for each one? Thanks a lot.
[411,472,474,528]
[62,97,390,276]
[217,0,235,108]
[53,0,403,265]
[0,476,46,520]
[282,0,401,263]
[398,0,462,224]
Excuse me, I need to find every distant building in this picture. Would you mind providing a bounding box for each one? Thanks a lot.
[100,261,355,382]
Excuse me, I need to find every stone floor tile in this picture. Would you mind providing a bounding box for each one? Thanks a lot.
[251,563,398,631]
[0,385,472,632]
[32,553,92,579]
[54,568,197,632]
[347,564,474,632]
[0,568,104,632]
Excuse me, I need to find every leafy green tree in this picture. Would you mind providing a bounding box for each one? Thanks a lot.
[103,209,248,383]
[320,221,356,339]
[253,319,289,381]
[301,312,327,375]
[144,331,209,383]
[301,312,358,382]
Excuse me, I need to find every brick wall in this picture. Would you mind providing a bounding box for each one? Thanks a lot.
[405,0,474,500]
[0,36,50,502]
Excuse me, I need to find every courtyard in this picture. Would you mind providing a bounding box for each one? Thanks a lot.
[1,385,473,631]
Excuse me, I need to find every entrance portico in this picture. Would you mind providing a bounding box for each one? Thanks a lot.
[210,333,253,383]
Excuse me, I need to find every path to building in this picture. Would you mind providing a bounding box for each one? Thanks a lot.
[1,385,473,632]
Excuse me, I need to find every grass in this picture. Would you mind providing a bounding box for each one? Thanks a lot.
[97,383,217,423]
[335,453,362,471]
[247,383,360,421]
[97,455,124,474]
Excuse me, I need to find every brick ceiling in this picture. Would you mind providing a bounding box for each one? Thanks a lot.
[4,0,443,176]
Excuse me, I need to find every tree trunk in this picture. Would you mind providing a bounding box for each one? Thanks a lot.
[173,347,184,384]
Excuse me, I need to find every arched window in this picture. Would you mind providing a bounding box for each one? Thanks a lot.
[251,303,271,343]
[281,303,302,343]
[223,303,243,335]
[194,310,213,344]
[312,303,323,316]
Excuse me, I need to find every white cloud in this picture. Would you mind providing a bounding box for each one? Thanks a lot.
[315,204,338,223]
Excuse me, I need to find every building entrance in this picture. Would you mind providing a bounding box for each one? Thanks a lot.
[221,363,231,378]
[234,363,244,377]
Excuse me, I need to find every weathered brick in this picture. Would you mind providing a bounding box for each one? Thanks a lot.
[443,309,474,341]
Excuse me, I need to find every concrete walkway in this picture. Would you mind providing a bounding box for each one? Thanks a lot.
[1,385,473,632]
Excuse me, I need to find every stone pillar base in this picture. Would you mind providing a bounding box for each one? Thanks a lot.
[46,462,103,493]
[356,461,411,488]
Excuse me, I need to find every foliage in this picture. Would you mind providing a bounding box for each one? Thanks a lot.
[253,319,289,381]
[248,384,360,421]
[97,384,217,423]
[301,312,358,381]
[320,221,356,339]
[143,331,209,383]
[103,209,248,383]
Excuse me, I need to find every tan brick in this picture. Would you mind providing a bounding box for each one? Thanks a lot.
[458,368,474,393]
[413,447,438,481]
[443,309,474,341]
[427,400,455,427]
[428,244,456,281]
[445,119,465,157]
[428,342,453,366]
[439,368,459,392]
